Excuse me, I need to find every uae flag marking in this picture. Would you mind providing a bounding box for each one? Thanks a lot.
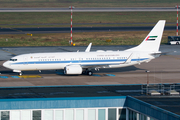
[145,36,157,41]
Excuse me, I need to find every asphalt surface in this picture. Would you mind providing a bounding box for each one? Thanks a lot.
[0,26,177,34]
[0,7,178,12]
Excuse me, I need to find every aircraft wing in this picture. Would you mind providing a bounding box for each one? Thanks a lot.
[80,53,133,69]
[81,63,120,69]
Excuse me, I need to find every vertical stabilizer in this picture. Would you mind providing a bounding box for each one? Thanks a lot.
[126,20,166,52]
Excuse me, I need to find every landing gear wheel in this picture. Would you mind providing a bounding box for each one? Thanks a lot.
[87,71,93,76]
[19,72,22,76]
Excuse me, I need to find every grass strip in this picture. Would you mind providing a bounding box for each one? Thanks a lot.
[0,30,174,47]
[0,12,177,28]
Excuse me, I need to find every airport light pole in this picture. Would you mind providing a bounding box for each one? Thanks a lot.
[146,70,150,86]
[69,6,73,45]
[146,70,150,95]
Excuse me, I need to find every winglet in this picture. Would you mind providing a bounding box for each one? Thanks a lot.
[85,43,92,52]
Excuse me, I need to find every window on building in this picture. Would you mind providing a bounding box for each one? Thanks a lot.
[76,109,84,120]
[11,111,20,120]
[139,113,147,120]
[98,109,105,120]
[65,109,73,120]
[129,110,137,120]
[133,111,137,120]
[44,110,53,120]
[55,110,63,120]
[119,108,126,120]
[1,111,10,120]
[88,109,96,120]
[21,110,31,120]
[129,110,132,120]
[108,108,116,120]
[33,110,41,120]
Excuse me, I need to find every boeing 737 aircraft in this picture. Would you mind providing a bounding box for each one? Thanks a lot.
[3,20,166,76]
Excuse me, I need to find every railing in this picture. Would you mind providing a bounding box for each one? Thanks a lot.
[141,83,180,96]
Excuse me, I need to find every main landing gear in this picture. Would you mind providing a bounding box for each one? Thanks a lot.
[82,69,93,76]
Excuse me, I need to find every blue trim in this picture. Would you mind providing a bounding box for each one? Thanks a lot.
[11,58,149,65]
[0,96,127,110]
[0,96,126,102]
[126,96,180,119]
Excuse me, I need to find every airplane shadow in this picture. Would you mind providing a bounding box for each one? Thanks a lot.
[91,65,145,73]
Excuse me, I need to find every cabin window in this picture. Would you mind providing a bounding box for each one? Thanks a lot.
[9,59,17,61]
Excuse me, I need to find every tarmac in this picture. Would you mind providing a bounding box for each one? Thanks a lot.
[0,45,179,87]
[0,54,179,87]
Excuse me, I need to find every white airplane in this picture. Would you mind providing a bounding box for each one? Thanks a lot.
[3,20,166,76]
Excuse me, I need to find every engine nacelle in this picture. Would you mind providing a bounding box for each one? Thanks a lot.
[64,65,82,75]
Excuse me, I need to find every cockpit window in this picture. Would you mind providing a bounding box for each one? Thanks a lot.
[9,59,17,61]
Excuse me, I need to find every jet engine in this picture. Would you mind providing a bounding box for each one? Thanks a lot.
[64,65,82,75]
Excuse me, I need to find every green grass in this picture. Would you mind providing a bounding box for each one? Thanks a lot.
[0,0,179,7]
[0,30,173,47]
[0,12,177,28]
[0,11,177,47]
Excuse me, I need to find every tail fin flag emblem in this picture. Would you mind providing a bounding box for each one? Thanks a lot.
[145,36,158,41]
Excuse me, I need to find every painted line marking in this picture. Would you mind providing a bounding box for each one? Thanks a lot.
[92,74,101,77]
[0,76,8,79]
[18,75,42,78]
[11,76,20,78]
[105,74,115,77]
[1,49,17,56]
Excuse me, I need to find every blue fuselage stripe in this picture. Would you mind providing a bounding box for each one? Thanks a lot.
[11,58,149,65]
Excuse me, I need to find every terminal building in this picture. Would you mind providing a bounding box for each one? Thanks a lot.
[0,84,179,120]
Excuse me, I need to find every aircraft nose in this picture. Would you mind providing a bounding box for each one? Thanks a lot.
[3,61,10,69]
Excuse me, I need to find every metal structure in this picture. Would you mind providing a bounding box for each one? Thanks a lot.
[69,6,73,45]
[141,83,180,96]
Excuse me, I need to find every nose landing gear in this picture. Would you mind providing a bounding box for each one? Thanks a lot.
[19,72,23,76]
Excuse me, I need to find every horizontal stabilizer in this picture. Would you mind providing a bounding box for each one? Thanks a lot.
[150,51,176,56]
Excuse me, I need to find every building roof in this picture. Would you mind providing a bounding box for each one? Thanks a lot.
[0,84,179,118]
